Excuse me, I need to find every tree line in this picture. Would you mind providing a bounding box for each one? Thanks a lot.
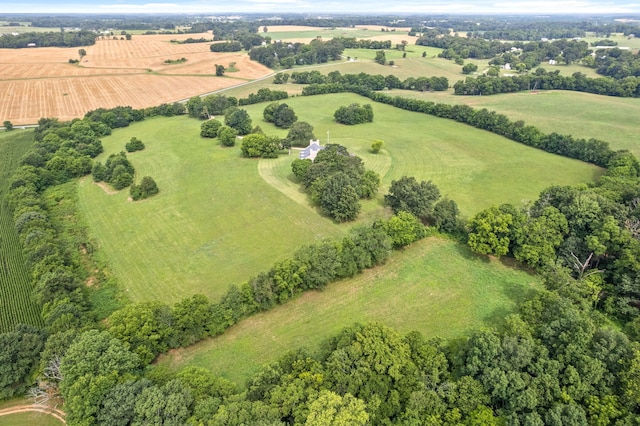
[452,69,640,98]
[249,38,345,68]
[0,30,96,48]
[285,69,449,92]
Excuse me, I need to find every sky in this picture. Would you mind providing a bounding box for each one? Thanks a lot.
[3,0,640,15]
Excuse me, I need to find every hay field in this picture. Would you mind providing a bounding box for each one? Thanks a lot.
[0,33,272,125]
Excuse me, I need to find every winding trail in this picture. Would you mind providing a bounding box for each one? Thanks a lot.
[0,404,66,424]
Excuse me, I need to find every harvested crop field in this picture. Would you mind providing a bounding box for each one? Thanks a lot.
[0,33,272,124]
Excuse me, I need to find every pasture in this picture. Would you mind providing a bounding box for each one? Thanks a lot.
[0,130,42,332]
[0,33,272,125]
[158,237,540,385]
[78,93,599,306]
[0,399,64,426]
[395,89,640,157]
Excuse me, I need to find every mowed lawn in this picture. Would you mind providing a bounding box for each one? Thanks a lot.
[242,92,602,216]
[397,89,640,157]
[78,94,600,305]
[158,237,540,385]
[77,116,347,305]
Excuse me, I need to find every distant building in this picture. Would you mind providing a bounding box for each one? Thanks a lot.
[548,59,557,65]
[299,140,325,160]
[27,43,36,47]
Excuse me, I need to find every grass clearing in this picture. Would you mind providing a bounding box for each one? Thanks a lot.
[78,94,599,306]
[158,237,540,385]
[242,92,602,216]
[393,89,640,157]
[77,115,347,305]
[0,412,64,426]
[0,130,42,332]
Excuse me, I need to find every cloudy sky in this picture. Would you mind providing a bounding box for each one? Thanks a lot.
[3,0,640,15]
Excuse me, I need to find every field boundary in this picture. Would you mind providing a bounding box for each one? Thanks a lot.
[0,405,66,423]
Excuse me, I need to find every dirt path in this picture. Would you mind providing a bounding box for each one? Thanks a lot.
[0,405,66,423]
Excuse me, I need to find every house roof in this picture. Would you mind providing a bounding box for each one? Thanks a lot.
[299,140,324,160]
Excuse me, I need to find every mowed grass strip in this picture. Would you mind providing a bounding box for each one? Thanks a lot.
[0,130,43,332]
[77,116,347,305]
[158,237,539,385]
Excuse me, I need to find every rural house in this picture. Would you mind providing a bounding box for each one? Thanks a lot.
[299,139,324,160]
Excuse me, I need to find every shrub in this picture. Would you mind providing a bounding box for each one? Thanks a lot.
[130,176,159,201]
[334,103,374,125]
[217,126,238,147]
[125,137,145,152]
[200,119,222,138]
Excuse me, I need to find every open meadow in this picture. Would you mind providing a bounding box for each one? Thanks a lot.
[77,92,600,306]
[158,237,540,384]
[0,130,42,332]
[0,32,272,125]
[393,89,640,157]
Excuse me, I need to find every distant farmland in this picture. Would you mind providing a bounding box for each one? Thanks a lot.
[0,33,271,125]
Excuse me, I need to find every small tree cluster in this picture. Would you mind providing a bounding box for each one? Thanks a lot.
[334,103,374,125]
[294,144,380,222]
[215,64,225,76]
[92,151,135,190]
[125,137,145,152]
[371,139,384,153]
[186,95,238,120]
[224,107,253,135]
[200,119,222,138]
[263,102,298,128]
[238,88,288,106]
[209,41,242,52]
[3,120,13,131]
[462,63,478,74]
[240,133,281,158]
[273,73,290,84]
[217,126,238,147]
[130,176,159,201]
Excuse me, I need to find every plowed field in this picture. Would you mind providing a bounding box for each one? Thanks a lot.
[0,32,272,124]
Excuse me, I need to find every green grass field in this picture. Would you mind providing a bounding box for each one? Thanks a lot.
[77,93,599,306]
[0,412,63,426]
[77,116,347,305]
[158,237,540,385]
[266,28,403,42]
[0,22,61,34]
[393,89,640,157]
[0,130,43,332]
[242,92,602,216]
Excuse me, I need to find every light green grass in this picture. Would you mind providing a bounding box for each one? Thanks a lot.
[392,89,640,157]
[0,23,61,34]
[77,116,347,305]
[266,28,406,41]
[78,95,599,307]
[241,92,602,216]
[0,412,63,426]
[158,237,540,385]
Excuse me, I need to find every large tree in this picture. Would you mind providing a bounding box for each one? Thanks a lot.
[224,108,252,135]
[384,176,441,221]
[286,121,316,147]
